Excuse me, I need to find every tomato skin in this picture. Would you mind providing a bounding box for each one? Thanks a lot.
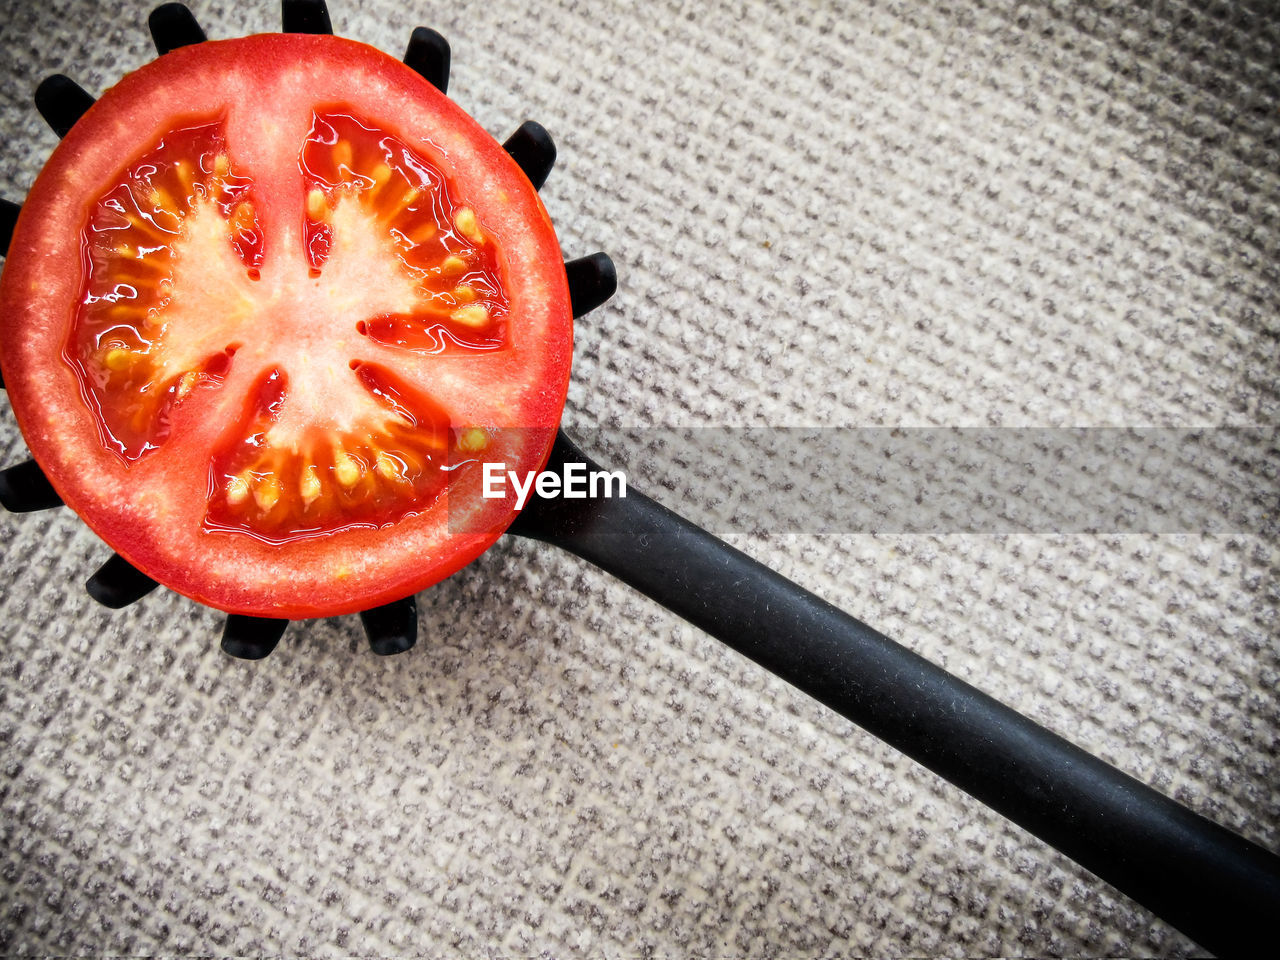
[0,34,572,618]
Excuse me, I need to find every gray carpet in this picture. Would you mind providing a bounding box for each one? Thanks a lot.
[1,0,1277,955]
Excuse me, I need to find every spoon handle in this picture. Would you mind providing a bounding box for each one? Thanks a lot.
[511,428,1280,956]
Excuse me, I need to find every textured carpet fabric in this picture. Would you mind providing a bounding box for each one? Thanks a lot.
[1,0,1277,955]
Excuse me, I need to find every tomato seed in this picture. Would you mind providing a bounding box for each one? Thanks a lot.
[333,141,353,172]
[451,304,488,328]
[453,207,482,244]
[334,450,362,488]
[253,475,282,512]
[459,428,488,453]
[300,466,322,505]
[226,474,250,505]
[306,188,329,221]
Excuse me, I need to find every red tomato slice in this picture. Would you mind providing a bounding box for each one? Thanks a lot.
[0,34,572,618]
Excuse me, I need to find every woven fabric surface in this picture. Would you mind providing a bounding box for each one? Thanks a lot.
[1,0,1277,955]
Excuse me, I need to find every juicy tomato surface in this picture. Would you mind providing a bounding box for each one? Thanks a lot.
[0,34,572,618]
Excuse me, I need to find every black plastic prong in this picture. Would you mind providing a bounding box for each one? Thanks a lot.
[34,75,95,139]
[359,596,418,656]
[86,553,159,609]
[149,2,207,55]
[1,198,19,257]
[565,253,618,318]
[0,460,63,513]
[503,121,556,192]
[282,0,332,34]
[404,27,450,94]
[0,197,12,387]
[221,615,289,660]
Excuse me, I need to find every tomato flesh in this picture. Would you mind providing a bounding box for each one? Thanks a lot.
[68,120,250,460]
[70,107,515,542]
[301,111,510,355]
[0,35,572,617]
[204,362,455,542]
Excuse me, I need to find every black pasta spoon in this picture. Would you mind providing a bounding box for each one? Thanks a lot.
[0,2,1276,954]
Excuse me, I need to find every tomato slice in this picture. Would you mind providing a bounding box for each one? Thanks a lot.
[0,34,572,618]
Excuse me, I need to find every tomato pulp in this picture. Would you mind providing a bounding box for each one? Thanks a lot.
[0,34,573,618]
